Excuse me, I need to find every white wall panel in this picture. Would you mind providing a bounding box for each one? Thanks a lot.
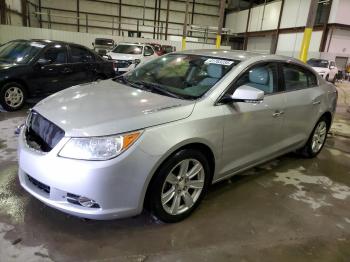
[280,0,310,29]
[225,10,248,34]
[326,29,350,55]
[261,1,281,31]
[328,0,350,25]
[246,36,272,53]
[276,30,322,58]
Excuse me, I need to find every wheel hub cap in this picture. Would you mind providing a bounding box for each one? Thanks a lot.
[161,159,205,215]
[311,121,327,153]
[4,87,23,107]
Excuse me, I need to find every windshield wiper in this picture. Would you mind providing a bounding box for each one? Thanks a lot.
[132,80,184,99]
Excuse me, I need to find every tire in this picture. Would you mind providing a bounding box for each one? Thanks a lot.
[149,149,210,223]
[0,82,26,111]
[298,116,329,158]
[94,74,106,81]
[325,75,329,82]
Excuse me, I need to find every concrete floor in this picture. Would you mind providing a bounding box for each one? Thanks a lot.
[0,83,350,262]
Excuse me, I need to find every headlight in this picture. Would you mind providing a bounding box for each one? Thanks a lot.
[132,59,141,66]
[58,131,142,160]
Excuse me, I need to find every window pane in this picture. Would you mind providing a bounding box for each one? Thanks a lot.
[42,46,67,64]
[307,71,318,87]
[236,63,277,94]
[283,65,308,91]
[125,54,238,99]
[70,46,94,63]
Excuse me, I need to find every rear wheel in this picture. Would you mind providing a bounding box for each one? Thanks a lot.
[0,82,26,111]
[149,149,210,223]
[298,117,329,158]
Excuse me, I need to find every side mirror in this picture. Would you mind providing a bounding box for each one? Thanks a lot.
[144,52,152,57]
[102,55,109,60]
[37,58,51,66]
[329,65,335,69]
[222,85,264,103]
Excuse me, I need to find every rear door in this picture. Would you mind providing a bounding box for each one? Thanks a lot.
[67,44,96,85]
[280,63,322,147]
[220,62,286,175]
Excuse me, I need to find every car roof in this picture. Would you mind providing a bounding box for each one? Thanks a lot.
[10,39,86,47]
[175,49,306,64]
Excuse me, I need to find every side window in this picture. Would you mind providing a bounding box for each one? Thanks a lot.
[282,64,316,91]
[234,63,278,94]
[144,46,154,56]
[70,46,94,63]
[41,45,67,64]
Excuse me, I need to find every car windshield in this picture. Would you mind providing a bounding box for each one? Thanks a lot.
[307,59,329,68]
[112,44,143,54]
[122,54,239,99]
[0,41,45,64]
[95,39,114,46]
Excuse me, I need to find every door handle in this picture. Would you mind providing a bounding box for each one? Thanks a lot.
[62,67,73,74]
[272,110,284,117]
[312,100,321,105]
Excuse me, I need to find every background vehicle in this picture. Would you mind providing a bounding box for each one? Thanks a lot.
[106,43,157,75]
[18,50,337,223]
[92,38,115,56]
[0,39,115,111]
[307,58,338,83]
[161,45,176,54]
[148,43,163,56]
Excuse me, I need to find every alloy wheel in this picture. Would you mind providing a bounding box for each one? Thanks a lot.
[311,121,327,153]
[161,159,205,215]
[4,86,24,108]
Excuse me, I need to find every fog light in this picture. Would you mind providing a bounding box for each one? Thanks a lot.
[78,196,98,208]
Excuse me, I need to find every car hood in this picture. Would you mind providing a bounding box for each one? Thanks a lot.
[106,52,142,60]
[34,79,195,137]
[0,62,17,70]
[312,67,329,73]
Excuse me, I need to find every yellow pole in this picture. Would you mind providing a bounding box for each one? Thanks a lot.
[298,0,318,62]
[182,0,189,50]
[299,28,312,62]
[182,36,186,50]
[216,35,221,49]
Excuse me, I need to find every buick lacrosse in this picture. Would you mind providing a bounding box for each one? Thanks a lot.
[18,50,337,222]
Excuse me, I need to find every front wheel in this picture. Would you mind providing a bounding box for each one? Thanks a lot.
[298,117,329,158]
[149,149,210,223]
[0,82,26,111]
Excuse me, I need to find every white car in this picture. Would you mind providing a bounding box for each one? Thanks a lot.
[307,59,338,83]
[106,43,158,75]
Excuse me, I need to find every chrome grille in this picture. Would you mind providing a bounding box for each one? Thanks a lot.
[25,111,65,152]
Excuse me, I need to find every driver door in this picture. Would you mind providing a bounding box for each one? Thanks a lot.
[30,44,70,95]
[219,62,286,176]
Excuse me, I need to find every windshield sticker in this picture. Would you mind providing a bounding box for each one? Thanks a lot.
[30,43,45,48]
[204,59,233,66]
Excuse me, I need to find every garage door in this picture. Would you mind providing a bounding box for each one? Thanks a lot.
[335,56,349,71]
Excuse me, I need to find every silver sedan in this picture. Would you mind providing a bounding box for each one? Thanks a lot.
[18,50,338,222]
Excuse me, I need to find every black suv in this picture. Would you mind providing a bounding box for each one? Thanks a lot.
[0,39,115,111]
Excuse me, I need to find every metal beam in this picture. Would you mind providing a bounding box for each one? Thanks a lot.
[77,0,80,32]
[118,0,121,36]
[216,0,225,48]
[0,0,5,25]
[243,0,253,50]
[319,0,333,52]
[153,0,157,38]
[271,0,284,54]
[38,0,42,28]
[165,0,170,40]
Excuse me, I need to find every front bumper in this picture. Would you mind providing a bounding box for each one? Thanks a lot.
[18,128,158,220]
